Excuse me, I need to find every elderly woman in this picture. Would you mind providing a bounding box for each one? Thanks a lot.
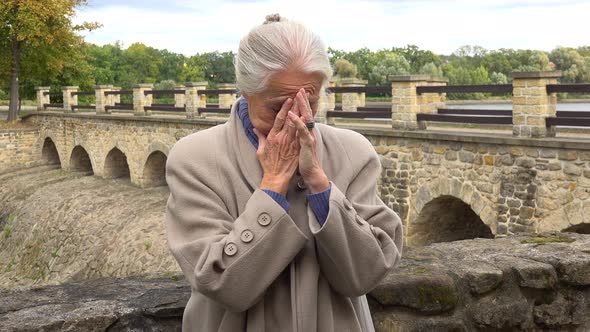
[165,14,403,332]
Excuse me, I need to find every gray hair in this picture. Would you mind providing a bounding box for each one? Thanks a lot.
[235,14,332,96]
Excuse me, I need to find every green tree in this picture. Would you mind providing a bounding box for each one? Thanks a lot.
[202,51,236,85]
[393,45,442,73]
[159,49,185,82]
[333,59,357,79]
[179,54,206,83]
[550,47,590,82]
[118,42,162,88]
[490,72,508,84]
[0,0,100,122]
[419,62,443,77]
[86,42,124,85]
[370,53,410,86]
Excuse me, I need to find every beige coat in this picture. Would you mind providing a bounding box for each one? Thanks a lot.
[164,101,403,332]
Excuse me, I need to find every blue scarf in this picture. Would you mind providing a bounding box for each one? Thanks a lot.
[237,97,259,148]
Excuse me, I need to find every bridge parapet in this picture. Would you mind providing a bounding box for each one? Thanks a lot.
[512,71,561,138]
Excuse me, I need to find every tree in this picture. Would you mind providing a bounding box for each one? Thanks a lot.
[0,0,100,122]
[393,45,442,73]
[179,54,206,83]
[550,47,590,82]
[202,51,235,85]
[419,62,443,77]
[333,59,357,79]
[490,72,508,84]
[370,53,410,86]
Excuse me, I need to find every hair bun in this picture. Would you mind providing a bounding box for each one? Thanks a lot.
[264,14,283,24]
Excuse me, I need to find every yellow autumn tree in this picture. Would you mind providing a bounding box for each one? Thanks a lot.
[0,0,100,122]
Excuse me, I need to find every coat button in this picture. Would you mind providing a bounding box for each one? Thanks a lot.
[343,199,353,210]
[240,229,254,243]
[224,242,238,256]
[257,213,272,226]
[355,214,365,225]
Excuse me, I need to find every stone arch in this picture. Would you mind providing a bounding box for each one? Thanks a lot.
[408,195,494,246]
[103,147,130,179]
[69,145,94,174]
[142,151,167,187]
[408,178,496,246]
[147,141,170,157]
[562,224,590,234]
[41,137,61,166]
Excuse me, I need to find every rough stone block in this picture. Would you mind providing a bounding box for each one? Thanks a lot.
[469,295,532,330]
[371,271,459,313]
[563,163,582,176]
[512,259,557,289]
[558,151,578,161]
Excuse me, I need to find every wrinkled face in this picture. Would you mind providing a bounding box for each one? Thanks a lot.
[243,66,324,135]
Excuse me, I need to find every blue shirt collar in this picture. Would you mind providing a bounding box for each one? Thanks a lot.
[237,97,259,148]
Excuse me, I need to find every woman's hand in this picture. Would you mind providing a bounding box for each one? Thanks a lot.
[255,97,300,195]
[288,89,330,193]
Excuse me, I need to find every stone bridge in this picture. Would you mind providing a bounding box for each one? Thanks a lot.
[8,108,588,246]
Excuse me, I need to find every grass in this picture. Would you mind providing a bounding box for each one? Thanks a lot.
[521,236,576,244]
[0,99,36,106]
[143,239,152,251]
[161,271,180,281]
[3,225,12,239]
[4,257,16,273]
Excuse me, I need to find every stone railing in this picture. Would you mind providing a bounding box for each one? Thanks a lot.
[35,82,238,119]
[34,71,590,138]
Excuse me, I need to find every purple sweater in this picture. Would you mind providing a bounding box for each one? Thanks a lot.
[237,98,330,226]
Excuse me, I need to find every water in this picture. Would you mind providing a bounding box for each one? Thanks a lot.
[449,102,590,111]
[0,166,179,288]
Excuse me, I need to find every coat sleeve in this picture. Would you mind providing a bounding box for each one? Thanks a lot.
[307,133,403,297]
[164,138,308,313]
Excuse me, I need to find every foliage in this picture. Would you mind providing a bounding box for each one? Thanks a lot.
[154,79,177,90]
[3,31,590,103]
[0,0,100,121]
[333,59,357,79]
[419,62,443,78]
[490,72,508,84]
[370,53,410,86]
[443,64,490,99]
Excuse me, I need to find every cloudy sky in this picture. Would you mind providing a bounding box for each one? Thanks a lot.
[75,0,590,56]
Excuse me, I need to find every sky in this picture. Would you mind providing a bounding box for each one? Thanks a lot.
[75,0,590,56]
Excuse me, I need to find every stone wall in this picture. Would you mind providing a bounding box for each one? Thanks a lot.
[13,112,590,244]
[1,233,588,331]
[23,113,222,187]
[0,128,41,173]
[362,129,590,245]
[370,232,590,331]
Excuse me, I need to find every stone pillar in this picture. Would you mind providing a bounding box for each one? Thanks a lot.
[35,87,51,112]
[390,75,431,130]
[317,80,336,124]
[61,86,78,112]
[112,87,121,105]
[420,77,448,113]
[218,83,237,109]
[511,71,561,137]
[95,85,113,114]
[133,84,153,116]
[185,82,208,119]
[341,79,368,112]
[174,85,186,108]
